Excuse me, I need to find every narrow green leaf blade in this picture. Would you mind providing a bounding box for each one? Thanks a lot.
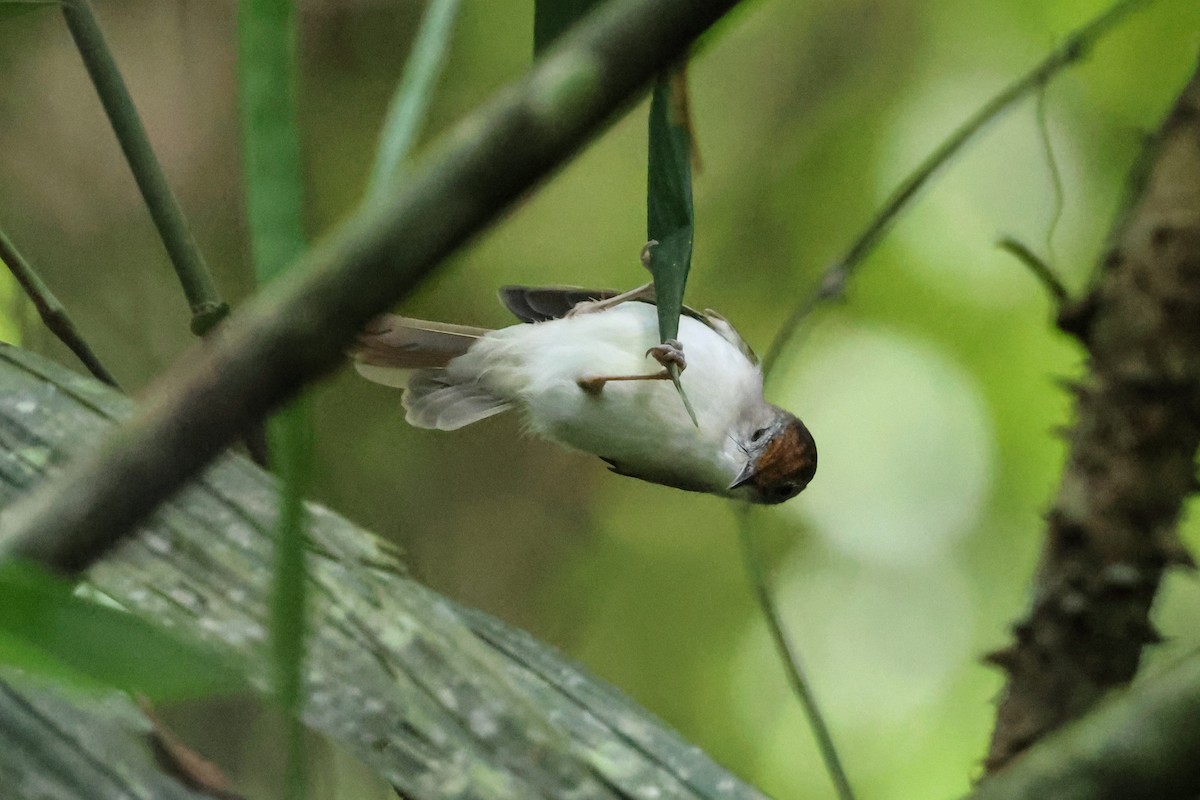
[238,0,306,285]
[0,562,244,700]
[237,1,313,797]
[647,72,694,343]
[647,71,697,423]
[533,0,604,56]
[368,0,461,201]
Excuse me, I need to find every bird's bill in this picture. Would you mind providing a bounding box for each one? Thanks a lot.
[728,461,755,491]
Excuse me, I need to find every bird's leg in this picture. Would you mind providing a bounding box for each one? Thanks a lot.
[576,339,686,396]
[565,282,656,317]
[565,240,661,318]
[577,371,673,396]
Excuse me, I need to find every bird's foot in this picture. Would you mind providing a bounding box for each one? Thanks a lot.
[640,239,659,270]
[646,339,686,372]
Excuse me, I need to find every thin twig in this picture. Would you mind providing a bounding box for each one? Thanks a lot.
[996,236,1069,306]
[761,0,1155,376]
[1035,81,1065,264]
[60,0,228,336]
[0,226,119,389]
[736,509,855,800]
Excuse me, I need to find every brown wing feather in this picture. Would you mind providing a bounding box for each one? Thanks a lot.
[354,314,489,369]
[498,286,757,362]
[498,286,622,323]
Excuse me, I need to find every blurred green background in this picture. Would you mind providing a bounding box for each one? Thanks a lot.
[2,0,1200,797]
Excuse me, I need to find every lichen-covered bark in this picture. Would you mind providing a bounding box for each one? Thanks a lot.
[985,62,1200,772]
[0,345,765,800]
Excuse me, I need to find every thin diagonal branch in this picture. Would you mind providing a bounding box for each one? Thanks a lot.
[0,225,118,388]
[60,0,228,336]
[0,0,749,573]
[736,510,855,800]
[761,0,1154,377]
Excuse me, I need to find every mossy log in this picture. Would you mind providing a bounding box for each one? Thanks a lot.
[0,345,765,800]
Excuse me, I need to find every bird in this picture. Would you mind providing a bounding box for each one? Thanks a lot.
[353,283,817,504]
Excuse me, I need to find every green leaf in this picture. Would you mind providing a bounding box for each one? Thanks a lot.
[647,71,697,424]
[0,0,58,21]
[237,1,313,797]
[533,0,605,56]
[238,0,306,285]
[368,0,461,202]
[0,561,244,699]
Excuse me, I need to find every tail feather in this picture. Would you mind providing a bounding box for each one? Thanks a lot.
[354,314,489,371]
[354,314,512,430]
[402,371,513,430]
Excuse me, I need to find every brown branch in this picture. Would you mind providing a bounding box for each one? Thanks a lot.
[983,59,1200,773]
[0,0,747,573]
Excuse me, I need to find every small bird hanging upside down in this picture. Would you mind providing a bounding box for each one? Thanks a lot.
[353,284,817,504]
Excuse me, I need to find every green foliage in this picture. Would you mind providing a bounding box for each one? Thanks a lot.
[238,0,306,285]
[647,72,698,422]
[646,73,694,342]
[237,0,312,796]
[0,561,244,699]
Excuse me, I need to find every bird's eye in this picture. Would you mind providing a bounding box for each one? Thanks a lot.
[769,482,799,503]
[751,427,768,443]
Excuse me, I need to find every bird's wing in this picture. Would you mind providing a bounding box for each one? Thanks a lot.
[699,308,759,365]
[499,285,758,364]
[497,285,622,323]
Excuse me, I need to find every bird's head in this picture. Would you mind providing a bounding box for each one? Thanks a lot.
[728,407,817,505]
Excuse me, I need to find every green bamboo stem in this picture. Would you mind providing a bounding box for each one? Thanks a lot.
[0,226,118,388]
[60,0,228,336]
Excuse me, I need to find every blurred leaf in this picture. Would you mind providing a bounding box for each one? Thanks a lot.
[0,561,244,699]
[237,0,312,797]
[533,0,604,56]
[368,0,461,201]
[0,0,58,21]
[238,0,306,285]
[647,70,697,423]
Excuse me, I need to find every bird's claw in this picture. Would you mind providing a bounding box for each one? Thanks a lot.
[646,339,686,372]
[640,240,659,270]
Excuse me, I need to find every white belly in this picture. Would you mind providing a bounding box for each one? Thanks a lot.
[448,303,761,491]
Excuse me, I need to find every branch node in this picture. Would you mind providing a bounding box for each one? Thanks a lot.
[997,236,1070,308]
[189,301,231,337]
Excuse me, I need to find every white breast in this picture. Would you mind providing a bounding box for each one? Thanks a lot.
[448,303,762,492]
